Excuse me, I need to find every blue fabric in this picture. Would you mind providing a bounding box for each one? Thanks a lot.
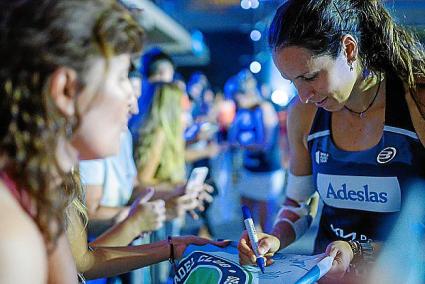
[242,125,281,173]
[229,106,281,172]
[228,107,265,147]
[308,73,425,253]
[184,123,202,142]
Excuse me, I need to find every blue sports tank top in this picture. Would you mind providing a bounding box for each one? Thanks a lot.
[308,73,425,253]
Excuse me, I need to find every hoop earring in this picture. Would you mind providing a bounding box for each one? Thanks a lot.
[65,123,73,139]
[65,117,76,139]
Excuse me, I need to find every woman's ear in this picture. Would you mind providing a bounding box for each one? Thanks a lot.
[341,34,358,63]
[49,67,78,117]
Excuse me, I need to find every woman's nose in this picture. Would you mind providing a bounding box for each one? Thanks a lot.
[297,87,314,104]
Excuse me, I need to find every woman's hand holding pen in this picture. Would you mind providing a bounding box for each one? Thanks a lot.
[237,231,280,267]
[323,241,354,280]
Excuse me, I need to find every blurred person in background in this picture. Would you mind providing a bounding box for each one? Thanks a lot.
[79,64,164,284]
[68,75,221,283]
[228,69,284,233]
[134,82,215,283]
[80,64,165,241]
[184,72,222,238]
[128,48,175,141]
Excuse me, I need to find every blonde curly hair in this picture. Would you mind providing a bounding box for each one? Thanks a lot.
[0,0,144,246]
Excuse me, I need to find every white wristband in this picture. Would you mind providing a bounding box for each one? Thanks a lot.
[286,173,315,203]
[273,215,312,240]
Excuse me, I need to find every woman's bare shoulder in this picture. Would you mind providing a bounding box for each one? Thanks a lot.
[287,97,318,139]
[0,185,47,283]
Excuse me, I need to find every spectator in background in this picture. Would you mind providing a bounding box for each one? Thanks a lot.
[187,72,211,119]
[128,48,175,140]
[184,72,222,238]
[135,83,186,187]
[134,82,214,283]
[215,90,236,142]
[228,70,285,233]
[79,59,210,284]
[79,64,163,284]
[141,48,175,84]
[80,64,165,241]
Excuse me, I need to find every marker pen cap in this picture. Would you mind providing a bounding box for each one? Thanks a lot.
[242,205,252,219]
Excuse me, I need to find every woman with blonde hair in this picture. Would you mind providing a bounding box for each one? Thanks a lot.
[0,1,225,283]
[136,83,187,186]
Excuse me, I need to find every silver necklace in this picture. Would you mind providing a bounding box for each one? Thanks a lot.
[344,74,382,119]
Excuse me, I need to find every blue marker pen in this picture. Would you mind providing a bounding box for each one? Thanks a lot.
[295,255,334,284]
[242,206,266,273]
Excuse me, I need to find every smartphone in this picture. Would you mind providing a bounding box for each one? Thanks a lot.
[186,167,209,193]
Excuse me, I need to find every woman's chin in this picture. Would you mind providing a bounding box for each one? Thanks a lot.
[323,103,344,112]
[77,144,119,161]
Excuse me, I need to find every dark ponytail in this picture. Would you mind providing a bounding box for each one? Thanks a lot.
[269,0,425,91]
[354,0,425,91]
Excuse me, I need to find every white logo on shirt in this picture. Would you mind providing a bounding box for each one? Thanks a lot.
[330,224,369,241]
[377,147,397,164]
[315,150,329,164]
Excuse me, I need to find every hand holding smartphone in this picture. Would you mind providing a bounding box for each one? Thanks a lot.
[186,167,209,193]
[185,167,209,219]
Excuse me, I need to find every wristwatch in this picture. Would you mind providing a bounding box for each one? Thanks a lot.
[348,239,374,260]
[359,240,374,263]
[348,239,375,275]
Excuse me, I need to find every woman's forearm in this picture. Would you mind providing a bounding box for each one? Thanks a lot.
[82,240,170,279]
[271,221,296,250]
[89,217,139,247]
[68,205,170,280]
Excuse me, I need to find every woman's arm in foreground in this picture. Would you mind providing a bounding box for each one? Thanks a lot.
[67,205,168,279]
[67,205,226,280]
[47,232,79,284]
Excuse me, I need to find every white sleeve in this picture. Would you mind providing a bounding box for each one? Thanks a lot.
[79,159,106,186]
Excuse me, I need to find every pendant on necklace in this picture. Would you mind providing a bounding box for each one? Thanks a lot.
[359,112,365,119]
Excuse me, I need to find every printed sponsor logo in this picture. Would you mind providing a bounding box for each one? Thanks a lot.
[326,183,388,203]
[315,150,329,164]
[174,251,250,284]
[317,174,401,212]
[330,224,369,241]
[377,147,397,164]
